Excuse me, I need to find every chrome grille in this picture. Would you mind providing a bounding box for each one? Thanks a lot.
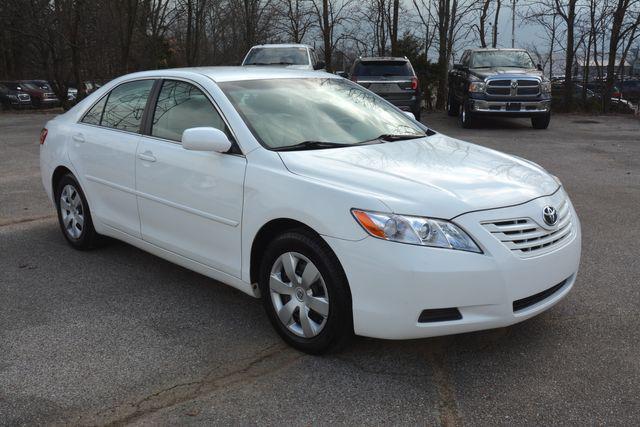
[482,198,573,258]
[485,78,540,97]
[17,93,30,101]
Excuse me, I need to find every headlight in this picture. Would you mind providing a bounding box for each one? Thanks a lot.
[468,81,486,93]
[541,80,551,95]
[352,209,481,253]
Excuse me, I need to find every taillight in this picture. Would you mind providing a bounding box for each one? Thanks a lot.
[39,128,48,145]
[411,77,419,91]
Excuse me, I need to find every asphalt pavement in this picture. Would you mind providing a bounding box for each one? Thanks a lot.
[1,111,639,425]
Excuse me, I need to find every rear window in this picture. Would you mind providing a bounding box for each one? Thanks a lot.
[243,47,309,66]
[353,61,412,77]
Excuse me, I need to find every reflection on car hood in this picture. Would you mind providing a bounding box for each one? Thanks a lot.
[278,134,559,218]
[470,68,543,80]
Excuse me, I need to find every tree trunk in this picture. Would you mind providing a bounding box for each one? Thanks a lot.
[390,0,399,55]
[492,0,501,48]
[479,0,489,48]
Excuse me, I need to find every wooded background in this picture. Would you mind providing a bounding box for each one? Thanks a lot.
[1,0,639,112]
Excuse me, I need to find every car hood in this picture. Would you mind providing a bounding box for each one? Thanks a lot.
[470,67,543,80]
[278,134,559,219]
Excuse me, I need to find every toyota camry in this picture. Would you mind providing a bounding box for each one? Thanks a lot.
[39,68,581,354]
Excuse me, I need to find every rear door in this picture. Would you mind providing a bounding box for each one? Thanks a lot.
[69,78,155,237]
[135,79,246,277]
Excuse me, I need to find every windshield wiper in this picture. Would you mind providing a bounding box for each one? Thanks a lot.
[272,141,353,151]
[376,134,426,141]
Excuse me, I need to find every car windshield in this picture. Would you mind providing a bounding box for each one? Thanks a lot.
[243,47,309,66]
[219,78,425,150]
[21,82,42,91]
[470,51,535,68]
[354,61,413,77]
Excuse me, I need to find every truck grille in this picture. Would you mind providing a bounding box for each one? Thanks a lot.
[482,198,573,258]
[485,78,540,97]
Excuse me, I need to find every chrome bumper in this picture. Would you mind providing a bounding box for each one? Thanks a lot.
[471,99,551,113]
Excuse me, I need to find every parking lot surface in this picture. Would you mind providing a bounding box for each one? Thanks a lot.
[1,111,639,425]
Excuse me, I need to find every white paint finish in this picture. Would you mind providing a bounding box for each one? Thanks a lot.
[41,67,582,342]
[279,134,559,219]
[135,137,246,278]
[67,124,142,237]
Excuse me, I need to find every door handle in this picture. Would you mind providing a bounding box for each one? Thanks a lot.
[72,133,85,143]
[138,151,156,163]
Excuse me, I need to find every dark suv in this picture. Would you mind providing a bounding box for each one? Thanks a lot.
[1,81,59,108]
[447,48,552,129]
[349,57,421,120]
[0,83,31,109]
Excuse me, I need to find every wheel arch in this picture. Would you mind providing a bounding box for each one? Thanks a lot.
[52,165,74,201]
[249,218,348,292]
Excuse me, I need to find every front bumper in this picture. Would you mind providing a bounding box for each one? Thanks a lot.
[469,98,551,115]
[324,190,581,340]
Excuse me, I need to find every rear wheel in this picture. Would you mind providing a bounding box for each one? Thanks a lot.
[259,230,353,354]
[55,173,101,250]
[531,113,551,129]
[412,106,421,121]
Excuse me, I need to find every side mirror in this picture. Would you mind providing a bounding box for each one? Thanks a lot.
[182,127,232,153]
[314,61,326,70]
[403,111,416,120]
[537,63,543,71]
[453,63,463,71]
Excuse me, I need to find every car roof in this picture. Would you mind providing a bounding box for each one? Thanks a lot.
[468,48,528,52]
[249,44,312,49]
[358,56,408,62]
[110,67,337,83]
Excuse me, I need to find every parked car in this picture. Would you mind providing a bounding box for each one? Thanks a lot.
[447,48,552,129]
[1,81,59,108]
[40,67,581,354]
[0,82,32,109]
[242,44,325,71]
[617,80,640,102]
[349,56,422,120]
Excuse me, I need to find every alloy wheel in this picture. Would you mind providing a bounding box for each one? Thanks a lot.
[59,184,85,239]
[269,252,329,338]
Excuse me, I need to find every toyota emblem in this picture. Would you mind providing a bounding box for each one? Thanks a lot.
[542,206,558,226]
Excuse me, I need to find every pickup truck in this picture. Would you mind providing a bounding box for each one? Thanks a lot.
[447,48,552,129]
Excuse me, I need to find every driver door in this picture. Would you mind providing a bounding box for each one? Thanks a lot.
[135,79,246,277]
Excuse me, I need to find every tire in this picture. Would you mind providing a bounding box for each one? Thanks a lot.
[412,107,421,122]
[531,113,551,129]
[459,101,474,128]
[447,90,460,117]
[55,173,101,250]
[258,229,353,354]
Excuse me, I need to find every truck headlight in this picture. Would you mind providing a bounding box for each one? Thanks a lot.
[541,81,551,95]
[468,82,486,93]
[352,209,481,253]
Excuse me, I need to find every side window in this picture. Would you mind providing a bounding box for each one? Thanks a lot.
[101,79,154,133]
[81,96,107,125]
[151,80,227,142]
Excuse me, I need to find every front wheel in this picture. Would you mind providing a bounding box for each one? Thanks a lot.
[531,113,551,129]
[259,230,353,354]
[447,90,460,117]
[459,101,475,128]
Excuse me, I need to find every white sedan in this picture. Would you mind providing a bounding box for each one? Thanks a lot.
[39,68,581,354]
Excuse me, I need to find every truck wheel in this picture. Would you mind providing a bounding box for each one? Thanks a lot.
[459,102,474,128]
[531,113,551,129]
[447,91,459,117]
